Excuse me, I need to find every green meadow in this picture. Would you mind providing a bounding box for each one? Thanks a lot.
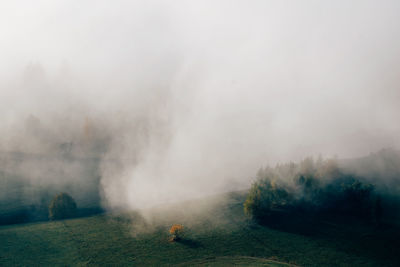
[1,192,399,266]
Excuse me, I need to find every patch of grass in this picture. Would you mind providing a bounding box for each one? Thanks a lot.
[0,192,399,266]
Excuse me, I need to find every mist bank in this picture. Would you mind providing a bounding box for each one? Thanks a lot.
[1,62,400,213]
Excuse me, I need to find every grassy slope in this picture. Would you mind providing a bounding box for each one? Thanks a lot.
[0,192,399,266]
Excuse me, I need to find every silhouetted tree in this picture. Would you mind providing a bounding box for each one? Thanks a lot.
[48,193,77,220]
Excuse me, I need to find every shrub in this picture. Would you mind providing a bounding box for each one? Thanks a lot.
[169,224,184,241]
[48,193,77,220]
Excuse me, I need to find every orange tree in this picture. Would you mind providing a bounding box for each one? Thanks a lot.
[169,224,184,241]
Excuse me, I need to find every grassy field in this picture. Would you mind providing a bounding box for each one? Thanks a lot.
[0,192,399,266]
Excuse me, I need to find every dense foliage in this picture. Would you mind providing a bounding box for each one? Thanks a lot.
[244,157,381,224]
[48,193,77,220]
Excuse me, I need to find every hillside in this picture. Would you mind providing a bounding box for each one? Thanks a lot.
[1,192,399,266]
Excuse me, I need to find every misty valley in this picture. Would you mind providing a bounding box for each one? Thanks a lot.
[2,1,400,266]
[1,147,400,266]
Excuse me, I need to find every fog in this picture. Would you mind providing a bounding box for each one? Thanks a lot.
[1,1,400,211]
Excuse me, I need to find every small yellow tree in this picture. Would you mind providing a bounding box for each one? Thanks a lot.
[169,224,184,241]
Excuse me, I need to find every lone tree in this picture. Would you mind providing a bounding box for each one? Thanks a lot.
[48,193,77,220]
[169,224,184,241]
